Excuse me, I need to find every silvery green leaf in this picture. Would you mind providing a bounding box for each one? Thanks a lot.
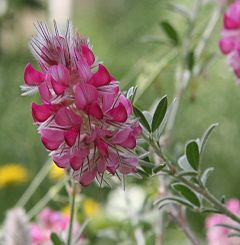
[152,95,168,132]
[185,140,200,170]
[200,123,219,154]
[171,183,200,207]
[154,196,194,209]
[143,111,153,126]
[50,233,64,245]
[200,167,214,186]
[133,106,151,132]
[157,98,176,136]
[159,21,179,46]
[178,155,194,171]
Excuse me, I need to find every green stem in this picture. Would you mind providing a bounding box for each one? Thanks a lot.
[67,181,77,245]
[150,140,240,225]
[16,158,52,207]
[27,178,66,220]
[165,4,221,140]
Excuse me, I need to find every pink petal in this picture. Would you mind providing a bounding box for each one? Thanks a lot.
[97,158,106,173]
[224,14,239,29]
[112,128,136,149]
[107,102,128,122]
[119,95,133,115]
[119,164,137,174]
[89,64,111,87]
[51,77,66,95]
[75,53,92,82]
[224,2,240,29]
[112,128,131,145]
[96,138,108,157]
[75,83,98,109]
[119,157,138,174]
[64,127,79,146]
[87,102,103,119]
[40,128,64,150]
[81,45,95,66]
[102,93,116,112]
[53,152,71,168]
[32,103,54,122]
[106,152,118,174]
[55,107,82,127]
[70,148,89,170]
[80,168,97,186]
[132,122,142,137]
[49,64,70,86]
[120,134,136,149]
[38,82,53,103]
[24,63,45,86]
[219,37,236,55]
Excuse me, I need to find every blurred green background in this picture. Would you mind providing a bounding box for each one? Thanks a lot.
[0,0,239,243]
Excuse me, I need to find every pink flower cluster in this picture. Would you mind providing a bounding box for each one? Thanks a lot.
[205,199,240,245]
[219,0,240,79]
[30,208,82,245]
[23,22,141,186]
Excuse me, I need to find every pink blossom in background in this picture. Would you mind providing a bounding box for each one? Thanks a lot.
[205,199,240,245]
[219,0,240,80]
[30,208,82,245]
[23,21,141,186]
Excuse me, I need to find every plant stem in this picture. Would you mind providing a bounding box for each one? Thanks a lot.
[150,140,240,225]
[27,178,66,220]
[169,206,200,245]
[176,175,240,224]
[165,4,221,140]
[16,158,52,207]
[67,181,77,245]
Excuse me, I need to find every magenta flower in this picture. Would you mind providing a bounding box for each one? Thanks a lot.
[205,199,240,245]
[219,0,240,80]
[23,22,141,186]
[30,208,82,245]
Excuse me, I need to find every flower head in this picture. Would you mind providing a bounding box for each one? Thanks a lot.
[30,208,83,245]
[219,0,240,80]
[205,199,240,245]
[0,164,29,188]
[23,21,141,186]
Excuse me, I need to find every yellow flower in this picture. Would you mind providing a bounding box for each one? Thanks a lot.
[83,198,100,218]
[0,164,29,188]
[61,205,70,216]
[48,162,65,180]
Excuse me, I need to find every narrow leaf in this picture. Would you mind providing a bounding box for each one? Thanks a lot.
[186,50,195,72]
[153,164,166,173]
[176,170,197,177]
[200,167,214,186]
[154,196,194,209]
[50,233,63,245]
[133,106,151,132]
[172,183,200,207]
[200,123,218,154]
[186,141,200,170]
[157,98,176,136]
[152,95,168,132]
[178,155,194,171]
[160,21,179,45]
